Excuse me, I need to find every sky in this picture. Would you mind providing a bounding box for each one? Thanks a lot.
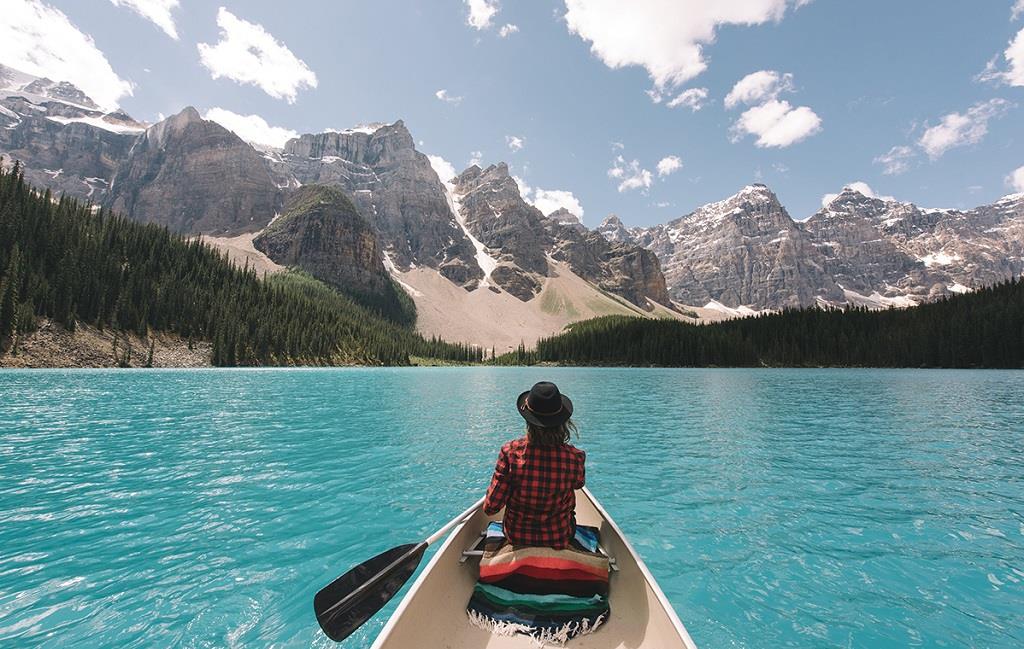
[2,0,1023,226]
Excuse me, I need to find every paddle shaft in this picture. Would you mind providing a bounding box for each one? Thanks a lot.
[317,496,485,629]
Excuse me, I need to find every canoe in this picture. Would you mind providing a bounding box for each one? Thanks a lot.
[370,487,698,648]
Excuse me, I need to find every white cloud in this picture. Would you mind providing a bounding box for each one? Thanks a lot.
[0,0,133,110]
[666,87,708,111]
[428,154,457,184]
[821,181,895,207]
[1013,1,1024,20]
[203,107,298,149]
[730,99,822,148]
[1005,28,1024,86]
[1007,165,1024,192]
[499,24,519,37]
[435,89,463,105]
[109,0,179,40]
[532,189,585,218]
[874,145,916,176]
[466,0,500,30]
[505,135,524,152]
[724,70,794,109]
[563,0,805,90]
[977,27,1024,87]
[918,99,1011,159]
[656,155,683,177]
[608,155,653,192]
[468,150,483,166]
[197,7,317,104]
[513,176,584,219]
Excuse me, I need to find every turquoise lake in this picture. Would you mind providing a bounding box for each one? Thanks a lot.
[1,368,1023,648]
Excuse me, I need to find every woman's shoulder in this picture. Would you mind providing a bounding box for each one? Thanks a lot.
[563,443,586,461]
[501,437,529,453]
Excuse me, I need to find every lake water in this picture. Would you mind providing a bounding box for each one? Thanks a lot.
[1,368,1022,648]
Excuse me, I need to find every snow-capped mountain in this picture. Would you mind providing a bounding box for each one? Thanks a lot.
[621,184,842,309]
[607,184,1024,310]
[0,63,145,202]
[3,63,1022,326]
[803,188,1024,306]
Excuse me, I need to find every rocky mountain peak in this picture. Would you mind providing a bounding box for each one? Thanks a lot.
[283,120,416,165]
[547,207,582,227]
[109,106,279,234]
[819,188,893,219]
[145,106,207,147]
[597,214,634,244]
[0,64,99,110]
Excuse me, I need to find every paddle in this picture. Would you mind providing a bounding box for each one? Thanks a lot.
[313,496,485,642]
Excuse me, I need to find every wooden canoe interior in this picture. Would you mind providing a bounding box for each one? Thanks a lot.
[371,488,696,648]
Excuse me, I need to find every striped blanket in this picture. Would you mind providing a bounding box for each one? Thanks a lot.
[467,521,610,644]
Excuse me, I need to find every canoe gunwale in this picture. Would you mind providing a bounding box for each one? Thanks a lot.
[580,487,698,649]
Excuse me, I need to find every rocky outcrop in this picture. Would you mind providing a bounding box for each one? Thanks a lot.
[450,163,551,300]
[253,185,389,296]
[547,218,671,308]
[106,107,281,235]
[628,184,842,308]
[273,121,481,287]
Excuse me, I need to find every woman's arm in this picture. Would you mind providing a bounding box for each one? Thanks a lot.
[573,449,586,490]
[483,447,511,515]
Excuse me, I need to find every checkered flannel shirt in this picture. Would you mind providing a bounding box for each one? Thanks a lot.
[483,437,586,549]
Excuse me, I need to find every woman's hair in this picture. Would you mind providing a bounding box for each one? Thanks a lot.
[526,419,578,446]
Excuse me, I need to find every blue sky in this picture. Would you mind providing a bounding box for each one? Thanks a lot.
[3,0,1024,225]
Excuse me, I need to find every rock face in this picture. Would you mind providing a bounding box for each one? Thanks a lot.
[106,107,281,235]
[271,121,481,287]
[802,188,1024,304]
[597,215,633,244]
[611,184,1024,310]
[253,185,390,298]
[547,218,671,308]
[625,184,841,308]
[450,163,550,299]
[0,64,143,202]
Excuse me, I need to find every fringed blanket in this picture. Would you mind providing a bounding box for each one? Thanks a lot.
[467,521,610,645]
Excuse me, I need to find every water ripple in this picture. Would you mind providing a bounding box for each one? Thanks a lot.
[1,368,1022,648]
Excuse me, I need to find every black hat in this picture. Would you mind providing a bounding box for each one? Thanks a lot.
[517,381,573,427]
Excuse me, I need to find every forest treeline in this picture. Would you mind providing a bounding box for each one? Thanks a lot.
[0,162,481,366]
[495,279,1024,368]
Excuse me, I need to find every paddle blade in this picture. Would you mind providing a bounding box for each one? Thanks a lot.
[314,542,427,642]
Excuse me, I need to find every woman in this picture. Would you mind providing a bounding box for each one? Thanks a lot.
[483,381,586,550]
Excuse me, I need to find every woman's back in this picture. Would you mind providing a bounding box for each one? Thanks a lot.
[486,437,585,548]
[483,381,585,549]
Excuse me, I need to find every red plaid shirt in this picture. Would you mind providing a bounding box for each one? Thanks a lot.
[483,437,586,549]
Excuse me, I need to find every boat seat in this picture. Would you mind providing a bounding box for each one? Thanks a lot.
[460,530,618,570]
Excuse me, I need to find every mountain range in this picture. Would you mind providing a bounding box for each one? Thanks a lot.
[2,64,1022,350]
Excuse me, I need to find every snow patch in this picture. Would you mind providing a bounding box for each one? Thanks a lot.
[439,179,499,289]
[947,282,971,294]
[919,251,961,267]
[703,300,760,317]
[325,122,390,136]
[45,114,145,134]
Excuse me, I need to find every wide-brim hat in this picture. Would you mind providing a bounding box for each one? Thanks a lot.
[517,381,573,427]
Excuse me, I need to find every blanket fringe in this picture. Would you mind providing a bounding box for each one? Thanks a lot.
[467,609,606,647]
